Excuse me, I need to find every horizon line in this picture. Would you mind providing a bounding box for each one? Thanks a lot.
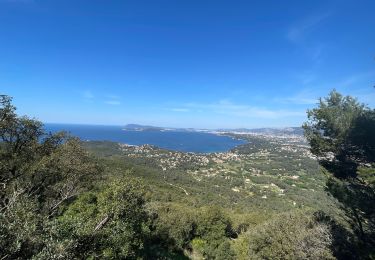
[43,121,303,130]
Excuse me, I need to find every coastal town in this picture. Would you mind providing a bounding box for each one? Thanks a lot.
[115,131,324,206]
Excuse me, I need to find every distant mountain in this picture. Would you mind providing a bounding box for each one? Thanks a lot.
[123,124,304,136]
[251,127,303,135]
[219,127,304,136]
[122,124,163,131]
[123,124,201,132]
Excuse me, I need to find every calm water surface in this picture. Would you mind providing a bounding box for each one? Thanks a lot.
[45,124,246,153]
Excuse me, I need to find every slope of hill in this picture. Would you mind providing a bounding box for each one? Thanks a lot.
[82,133,346,258]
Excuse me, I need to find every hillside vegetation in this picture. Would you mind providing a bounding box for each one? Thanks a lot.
[0,91,374,259]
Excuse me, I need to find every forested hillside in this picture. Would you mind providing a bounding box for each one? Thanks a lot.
[1,91,374,259]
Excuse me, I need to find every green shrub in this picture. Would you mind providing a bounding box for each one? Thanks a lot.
[240,211,334,260]
[37,178,149,259]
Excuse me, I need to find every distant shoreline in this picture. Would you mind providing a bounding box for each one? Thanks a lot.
[45,124,246,153]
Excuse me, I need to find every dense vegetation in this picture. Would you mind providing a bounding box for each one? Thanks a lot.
[303,90,375,258]
[0,91,374,259]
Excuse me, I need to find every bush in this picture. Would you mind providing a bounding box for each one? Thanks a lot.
[38,178,150,259]
[240,211,334,259]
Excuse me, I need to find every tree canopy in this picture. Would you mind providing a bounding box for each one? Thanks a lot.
[303,90,375,258]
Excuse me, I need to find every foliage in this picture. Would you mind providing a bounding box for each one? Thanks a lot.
[83,133,342,258]
[303,90,374,177]
[303,90,375,258]
[194,206,235,259]
[150,203,197,250]
[238,211,334,260]
[3,92,373,259]
[150,203,236,259]
[37,177,149,259]
[358,165,375,187]
[0,95,99,259]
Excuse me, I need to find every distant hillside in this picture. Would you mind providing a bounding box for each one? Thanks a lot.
[122,124,163,131]
[245,127,304,136]
[123,124,304,136]
[123,124,198,132]
[218,127,304,136]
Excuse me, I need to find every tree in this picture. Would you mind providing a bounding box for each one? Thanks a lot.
[194,206,235,259]
[239,211,334,260]
[0,95,101,259]
[302,90,369,177]
[303,90,375,257]
[38,177,150,259]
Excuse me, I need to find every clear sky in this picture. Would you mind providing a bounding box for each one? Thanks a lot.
[1,0,374,128]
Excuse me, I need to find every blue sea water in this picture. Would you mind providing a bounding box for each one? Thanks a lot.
[44,124,246,153]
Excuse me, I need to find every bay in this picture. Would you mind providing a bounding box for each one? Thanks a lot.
[44,123,246,153]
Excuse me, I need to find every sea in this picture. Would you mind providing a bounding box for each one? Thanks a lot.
[44,123,246,153]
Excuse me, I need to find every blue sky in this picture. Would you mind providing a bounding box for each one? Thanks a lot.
[1,0,374,128]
